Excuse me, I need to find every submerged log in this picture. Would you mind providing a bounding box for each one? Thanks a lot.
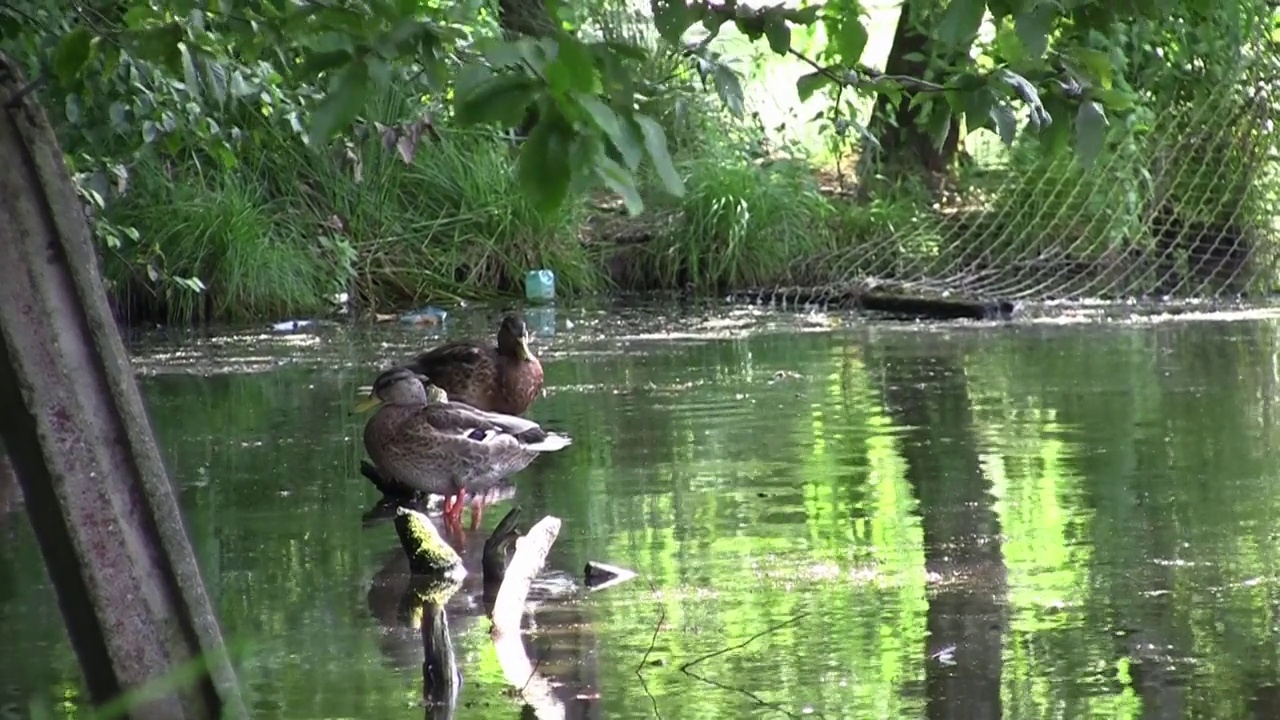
[394,507,465,577]
[390,505,567,718]
[0,52,244,718]
[730,282,1019,321]
[860,293,1018,321]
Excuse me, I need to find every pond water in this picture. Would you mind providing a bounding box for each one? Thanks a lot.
[4,304,1280,719]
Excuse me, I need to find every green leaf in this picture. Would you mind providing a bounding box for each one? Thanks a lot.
[796,71,831,102]
[1090,87,1135,111]
[991,24,1026,65]
[636,114,684,197]
[545,36,598,95]
[595,155,644,215]
[925,103,952,150]
[962,88,993,129]
[108,102,128,129]
[230,71,255,97]
[990,102,1017,145]
[142,120,160,143]
[298,50,357,77]
[54,27,94,84]
[205,60,228,106]
[1014,2,1054,59]
[308,58,370,147]
[64,94,81,124]
[179,43,201,100]
[455,73,542,126]
[568,133,604,194]
[765,18,791,55]
[784,6,821,25]
[576,95,642,169]
[712,64,745,118]
[1070,47,1113,89]
[653,0,698,43]
[1074,100,1108,167]
[833,18,869,63]
[517,110,574,215]
[937,0,986,47]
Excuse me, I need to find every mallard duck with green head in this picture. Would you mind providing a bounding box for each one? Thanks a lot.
[402,313,544,417]
[357,367,571,529]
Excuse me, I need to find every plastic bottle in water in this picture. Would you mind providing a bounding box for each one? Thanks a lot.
[525,269,556,302]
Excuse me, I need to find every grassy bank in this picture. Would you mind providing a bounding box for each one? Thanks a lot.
[90,75,944,325]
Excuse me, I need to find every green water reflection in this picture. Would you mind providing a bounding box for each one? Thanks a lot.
[4,311,1280,719]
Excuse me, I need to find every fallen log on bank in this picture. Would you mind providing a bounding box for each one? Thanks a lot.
[730,282,1020,321]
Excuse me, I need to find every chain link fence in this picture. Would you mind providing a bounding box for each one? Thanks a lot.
[769,60,1280,309]
[734,12,1280,314]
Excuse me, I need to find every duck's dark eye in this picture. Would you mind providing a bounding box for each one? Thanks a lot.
[466,428,490,442]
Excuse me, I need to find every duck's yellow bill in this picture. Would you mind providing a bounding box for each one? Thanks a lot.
[353,395,383,413]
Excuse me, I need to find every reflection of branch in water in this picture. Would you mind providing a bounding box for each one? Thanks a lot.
[635,581,665,720]
[678,613,819,720]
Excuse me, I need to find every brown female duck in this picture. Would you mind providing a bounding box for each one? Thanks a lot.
[403,313,543,416]
[357,367,570,529]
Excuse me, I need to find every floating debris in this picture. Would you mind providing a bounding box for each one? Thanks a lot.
[584,561,638,591]
[398,306,448,327]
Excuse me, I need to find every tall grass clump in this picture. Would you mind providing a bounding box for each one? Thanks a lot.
[276,87,604,308]
[102,156,338,323]
[626,142,838,292]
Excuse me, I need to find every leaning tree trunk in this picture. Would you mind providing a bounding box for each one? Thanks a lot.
[860,0,971,184]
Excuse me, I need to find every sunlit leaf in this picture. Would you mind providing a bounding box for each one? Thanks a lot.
[204,60,228,106]
[636,114,684,197]
[577,96,642,170]
[1070,48,1114,89]
[595,155,644,215]
[179,43,202,100]
[308,58,370,147]
[1074,100,1108,167]
[1090,87,1135,111]
[712,64,745,118]
[990,102,1017,145]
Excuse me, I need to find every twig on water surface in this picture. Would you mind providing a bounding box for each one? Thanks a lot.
[517,639,548,695]
[678,612,822,720]
[635,581,666,720]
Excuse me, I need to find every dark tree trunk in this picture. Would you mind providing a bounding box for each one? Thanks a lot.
[497,0,558,138]
[862,0,970,181]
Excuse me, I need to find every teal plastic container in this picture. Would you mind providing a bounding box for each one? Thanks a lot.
[525,269,556,302]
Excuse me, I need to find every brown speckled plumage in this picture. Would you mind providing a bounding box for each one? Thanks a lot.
[404,313,544,416]
[361,368,569,508]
